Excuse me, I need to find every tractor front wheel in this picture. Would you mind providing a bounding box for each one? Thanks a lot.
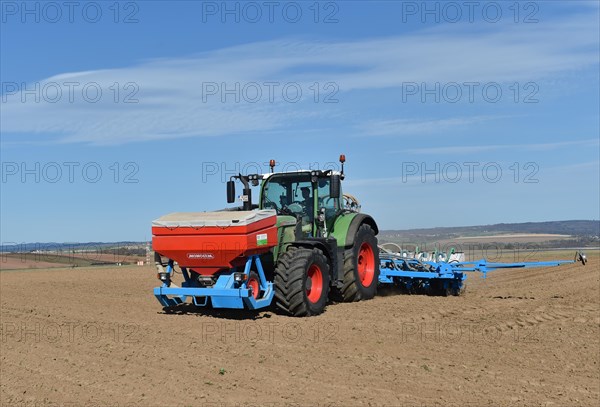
[339,224,379,301]
[274,247,330,317]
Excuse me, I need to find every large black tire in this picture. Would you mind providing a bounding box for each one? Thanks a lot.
[274,247,330,317]
[339,224,379,301]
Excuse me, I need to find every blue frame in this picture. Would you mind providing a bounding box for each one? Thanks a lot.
[379,255,576,293]
[154,255,274,310]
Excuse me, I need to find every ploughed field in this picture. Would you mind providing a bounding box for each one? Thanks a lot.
[1,251,598,406]
[1,253,146,270]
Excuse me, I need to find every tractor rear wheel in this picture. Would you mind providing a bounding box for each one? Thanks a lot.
[339,224,379,301]
[274,247,330,317]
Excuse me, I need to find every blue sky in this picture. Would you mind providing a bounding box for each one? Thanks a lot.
[1,0,599,242]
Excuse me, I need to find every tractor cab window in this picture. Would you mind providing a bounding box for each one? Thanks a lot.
[261,174,314,222]
[317,177,341,223]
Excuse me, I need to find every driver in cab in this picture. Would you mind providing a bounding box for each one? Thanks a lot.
[301,187,314,216]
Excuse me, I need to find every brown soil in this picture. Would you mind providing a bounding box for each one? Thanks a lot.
[69,253,147,264]
[0,258,70,270]
[1,253,598,407]
[0,253,146,271]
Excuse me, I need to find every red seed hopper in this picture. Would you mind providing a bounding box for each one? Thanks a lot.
[152,210,277,275]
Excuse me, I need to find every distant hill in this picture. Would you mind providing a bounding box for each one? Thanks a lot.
[381,220,599,237]
[0,241,148,253]
[379,220,600,248]
[1,220,598,253]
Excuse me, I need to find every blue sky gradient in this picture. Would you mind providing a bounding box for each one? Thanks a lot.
[1,0,599,242]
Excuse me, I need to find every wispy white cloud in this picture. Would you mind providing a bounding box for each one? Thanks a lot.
[358,116,500,137]
[1,12,598,145]
[398,139,600,155]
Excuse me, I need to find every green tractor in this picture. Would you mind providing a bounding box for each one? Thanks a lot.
[152,155,380,316]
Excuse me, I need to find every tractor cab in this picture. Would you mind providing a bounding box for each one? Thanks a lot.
[259,170,342,237]
[225,156,346,238]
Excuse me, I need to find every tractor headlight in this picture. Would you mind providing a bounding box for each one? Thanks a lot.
[248,174,260,186]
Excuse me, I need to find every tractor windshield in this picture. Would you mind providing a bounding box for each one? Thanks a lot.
[261,173,313,216]
[261,172,342,232]
[317,177,341,216]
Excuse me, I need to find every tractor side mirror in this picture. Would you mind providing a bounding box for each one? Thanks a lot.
[227,180,236,203]
[330,174,341,199]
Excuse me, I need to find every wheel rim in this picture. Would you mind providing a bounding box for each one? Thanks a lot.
[306,264,323,304]
[357,242,375,286]
[247,277,260,299]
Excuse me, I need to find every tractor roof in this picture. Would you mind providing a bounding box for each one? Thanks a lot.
[261,170,342,180]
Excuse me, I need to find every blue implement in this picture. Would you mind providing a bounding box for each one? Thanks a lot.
[154,255,274,310]
[378,250,585,295]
